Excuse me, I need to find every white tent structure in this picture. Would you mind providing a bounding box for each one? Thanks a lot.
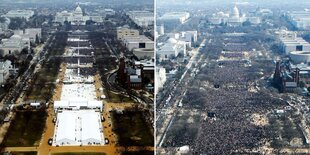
[53,110,104,146]
[53,112,76,145]
[54,100,103,112]
[81,112,103,145]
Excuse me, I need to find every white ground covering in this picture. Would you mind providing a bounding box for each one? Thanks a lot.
[61,84,96,101]
[53,110,104,146]
[64,47,92,56]
[67,63,93,68]
[63,69,94,83]
[67,38,88,42]
[53,36,105,147]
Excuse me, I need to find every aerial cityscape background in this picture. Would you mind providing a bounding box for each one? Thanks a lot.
[156,0,310,154]
[0,0,310,155]
[0,0,154,154]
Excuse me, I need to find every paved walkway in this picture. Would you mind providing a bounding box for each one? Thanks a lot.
[4,147,38,152]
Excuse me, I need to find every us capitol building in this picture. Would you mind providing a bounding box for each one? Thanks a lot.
[55,4,103,25]
[209,5,261,26]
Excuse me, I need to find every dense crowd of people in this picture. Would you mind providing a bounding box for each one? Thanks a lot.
[221,51,246,58]
[190,86,285,154]
[165,57,286,154]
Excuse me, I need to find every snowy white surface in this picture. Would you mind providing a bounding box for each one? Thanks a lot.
[53,110,104,146]
[61,84,96,101]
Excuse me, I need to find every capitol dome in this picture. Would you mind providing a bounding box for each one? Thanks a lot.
[74,4,83,15]
[232,5,240,17]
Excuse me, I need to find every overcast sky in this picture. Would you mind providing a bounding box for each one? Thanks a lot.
[156,0,310,5]
[0,0,153,4]
[156,0,310,10]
